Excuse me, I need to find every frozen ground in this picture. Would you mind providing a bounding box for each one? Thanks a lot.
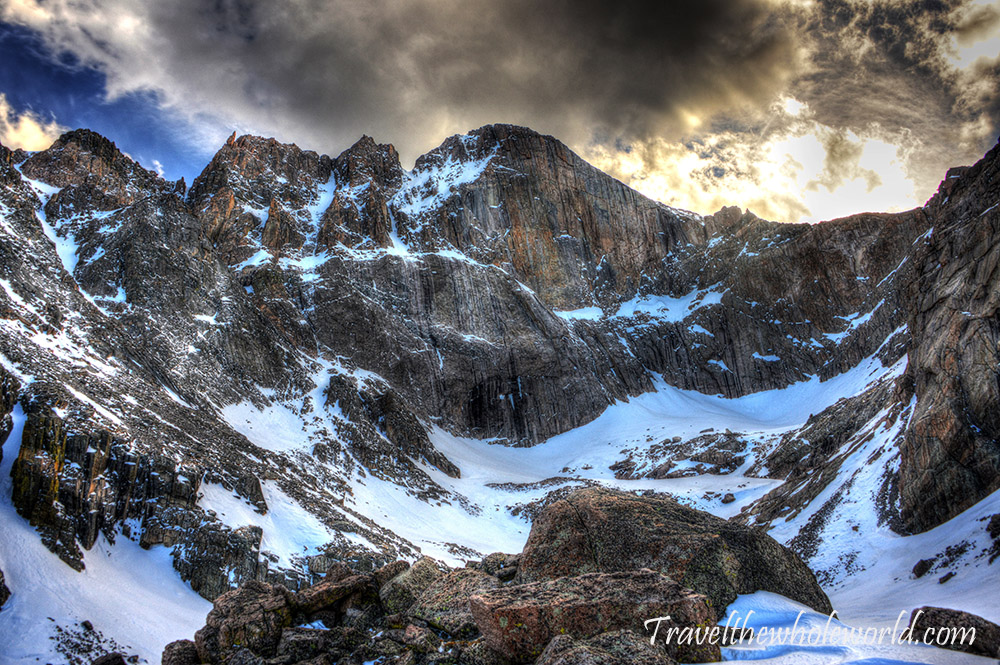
[719,592,992,664]
[1,349,997,663]
[0,406,211,664]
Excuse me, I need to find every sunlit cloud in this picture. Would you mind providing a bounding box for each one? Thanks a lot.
[0,93,64,151]
[947,0,1000,70]
[586,98,922,223]
[1,0,998,222]
[0,0,802,164]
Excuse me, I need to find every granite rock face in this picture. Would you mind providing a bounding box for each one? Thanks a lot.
[898,146,1000,533]
[1,122,1000,649]
[515,487,831,618]
[20,129,175,211]
[176,123,931,447]
[907,606,1000,658]
[469,570,719,663]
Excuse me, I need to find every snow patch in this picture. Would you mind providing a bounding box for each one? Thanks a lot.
[554,306,603,321]
[0,406,211,664]
[199,481,334,570]
[615,286,726,321]
[393,140,496,219]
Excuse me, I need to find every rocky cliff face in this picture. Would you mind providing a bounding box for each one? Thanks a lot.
[898,150,1000,533]
[171,124,932,447]
[1,123,999,659]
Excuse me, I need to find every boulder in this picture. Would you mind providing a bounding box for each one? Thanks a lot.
[291,573,382,632]
[194,580,295,663]
[91,655,127,665]
[401,623,441,653]
[272,626,366,665]
[161,640,199,665]
[379,557,444,614]
[0,566,9,609]
[476,553,520,582]
[374,560,411,589]
[907,606,1000,658]
[536,630,675,665]
[469,569,719,663]
[911,558,935,578]
[409,568,500,638]
[290,573,376,615]
[516,487,831,618]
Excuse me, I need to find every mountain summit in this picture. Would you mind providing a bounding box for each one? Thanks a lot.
[0,125,998,662]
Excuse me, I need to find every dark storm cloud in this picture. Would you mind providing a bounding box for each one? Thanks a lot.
[954,2,1000,41]
[3,0,1000,221]
[1,0,801,160]
[415,0,799,139]
[791,0,1000,186]
[794,0,958,130]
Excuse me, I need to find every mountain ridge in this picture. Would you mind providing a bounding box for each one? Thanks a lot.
[0,122,998,662]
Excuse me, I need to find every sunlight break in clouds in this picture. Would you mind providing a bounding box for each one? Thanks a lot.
[2,0,998,222]
[0,93,65,151]
[586,98,923,224]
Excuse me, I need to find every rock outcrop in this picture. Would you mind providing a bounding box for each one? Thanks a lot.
[907,606,1000,658]
[164,491,814,664]
[515,487,832,618]
[194,581,297,663]
[2,121,1000,660]
[20,129,174,214]
[470,570,719,664]
[0,566,9,609]
[161,640,200,665]
[898,144,1000,533]
[378,557,445,615]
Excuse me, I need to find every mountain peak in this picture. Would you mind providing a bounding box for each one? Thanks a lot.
[187,133,332,208]
[49,127,119,154]
[333,135,402,189]
[418,123,557,169]
[2,120,999,664]
[20,128,164,193]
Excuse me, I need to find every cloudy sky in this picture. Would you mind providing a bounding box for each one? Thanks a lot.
[1,0,998,222]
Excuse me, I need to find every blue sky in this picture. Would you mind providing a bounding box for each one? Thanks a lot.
[1,1,999,222]
[0,24,213,184]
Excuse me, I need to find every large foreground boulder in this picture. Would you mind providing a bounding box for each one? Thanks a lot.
[194,581,296,663]
[469,569,719,664]
[408,568,500,638]
[515,487,831,618]
[907,606,1000,658]
[536,630,674,665]
[379,556,444,614]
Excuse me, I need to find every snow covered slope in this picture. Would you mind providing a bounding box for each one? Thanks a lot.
[0,126,998,663]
